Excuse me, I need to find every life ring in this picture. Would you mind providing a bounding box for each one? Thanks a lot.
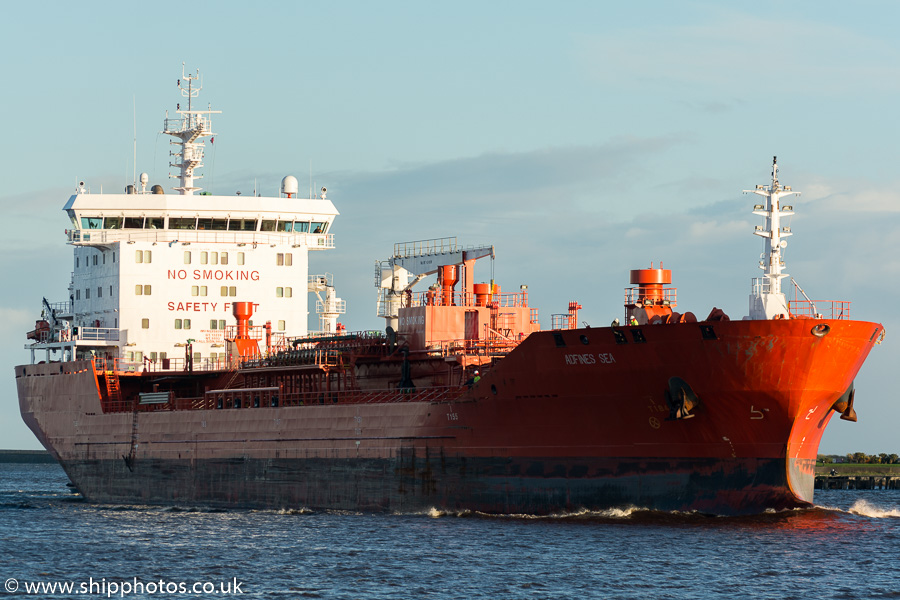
[811,323,830,337]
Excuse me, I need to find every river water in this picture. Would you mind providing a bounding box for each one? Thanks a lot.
[1,462,898,599]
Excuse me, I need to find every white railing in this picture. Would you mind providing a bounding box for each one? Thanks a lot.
[68,229,334,249]
[394,237,458,258]
[77,327,120,341]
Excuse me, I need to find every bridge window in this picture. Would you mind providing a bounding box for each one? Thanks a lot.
[145,217,164,229]
[261,220,276,232]
[293,221,309,233]
[123,217,143,228]
[170,217,196,230]
[81,217,103,229]
[311,222,327,234]
[228,219,257,231]
[103,217,122,229]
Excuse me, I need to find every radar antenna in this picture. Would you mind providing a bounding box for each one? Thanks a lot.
[162,64,221,195]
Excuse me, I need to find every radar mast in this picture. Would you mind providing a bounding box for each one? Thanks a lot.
[162,64,221,195]
[745,156,799,319]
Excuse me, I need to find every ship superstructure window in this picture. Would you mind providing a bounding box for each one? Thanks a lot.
[220,286,237,297]
[170,217,197,230]
[123,217,143,228]
[97,287,102,298]
[261,220,276,232]
[81,217,103,229]
[210,319,227,330]
[146,217,163,229]
[294,221,309,233]
[85,288,90,299]
[228,219,257,231]
[103,217,122,229]
[237,252,245,265]
[197,218,228,231]
[135,250,152,263]
[184,251,191,264]
[220,252,228,265]
[76,257,79,268]
[142,319,150,329]
[278,320,285,331]
[311,222,327,234]
[109,286,113,296]
[191,286,208,296]
[135,285,151,295]
[276,253,293,266]
[174,319,192,330]
[276,287,293,298]
[76,290,80,300]
[93,255,98,266]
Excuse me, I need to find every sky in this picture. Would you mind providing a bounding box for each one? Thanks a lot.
[1,1,899,455]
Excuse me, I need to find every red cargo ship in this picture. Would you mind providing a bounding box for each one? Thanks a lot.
[15,71,883,515]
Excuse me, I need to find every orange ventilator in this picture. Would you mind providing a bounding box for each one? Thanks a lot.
[630,268,672,305]
[473,283,490,307]
[231,302,260,359]
[439,265,458,306]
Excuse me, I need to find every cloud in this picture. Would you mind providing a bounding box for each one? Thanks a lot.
[574,9,900,97]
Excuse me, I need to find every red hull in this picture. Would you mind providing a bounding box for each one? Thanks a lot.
[16,317,881,515]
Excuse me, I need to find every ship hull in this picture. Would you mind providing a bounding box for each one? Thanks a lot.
[16,318,882,515]
[58,455,802,515]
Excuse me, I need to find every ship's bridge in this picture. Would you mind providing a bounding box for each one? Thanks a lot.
[64,191,338,249]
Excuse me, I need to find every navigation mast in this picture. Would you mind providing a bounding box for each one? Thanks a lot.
[745,156,799,320]
[162,64,221,195]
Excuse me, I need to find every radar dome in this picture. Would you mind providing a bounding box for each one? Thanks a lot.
[281,175,299,197]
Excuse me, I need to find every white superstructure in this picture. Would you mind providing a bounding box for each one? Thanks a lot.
[745,156,798,320]
[26,68,339,369]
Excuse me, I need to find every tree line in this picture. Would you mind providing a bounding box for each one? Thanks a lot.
[819,453,900,464]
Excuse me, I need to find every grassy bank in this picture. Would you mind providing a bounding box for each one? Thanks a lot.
[815,463,900,477]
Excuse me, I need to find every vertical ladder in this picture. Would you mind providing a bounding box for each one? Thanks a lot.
[105,370,122,409]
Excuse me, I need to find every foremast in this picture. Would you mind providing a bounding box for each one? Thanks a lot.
[162,65,220,195]
[745,156,798,320]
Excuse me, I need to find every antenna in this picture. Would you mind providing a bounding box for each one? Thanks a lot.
[133,94,137,187]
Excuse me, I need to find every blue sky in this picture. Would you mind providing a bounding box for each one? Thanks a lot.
[2,1,899,454]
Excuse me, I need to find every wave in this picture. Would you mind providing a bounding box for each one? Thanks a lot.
[846,498,900,519]
[275,507,314,515]
[415,505,707,521]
